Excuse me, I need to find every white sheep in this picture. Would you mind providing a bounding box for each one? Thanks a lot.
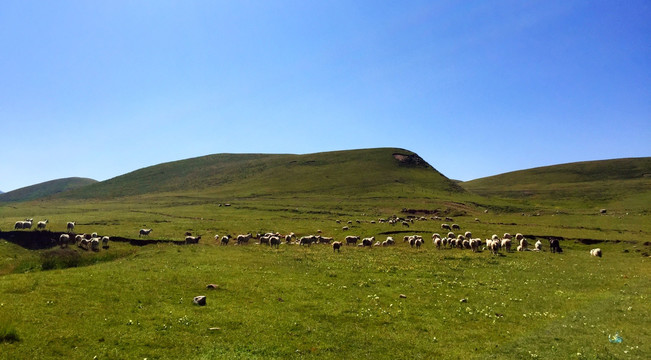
[139,228,153,237]
[67,221,76,233]
[434,237,442,249]
[101,236,110,249]
[90,238,100,251]
[590,248,602,257]
[59,234,70,248]
[501,238,512,252]
[37,219,48,230]
[534,240,542,251]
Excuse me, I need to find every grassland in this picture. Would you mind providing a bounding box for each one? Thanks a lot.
[1,149,650,359]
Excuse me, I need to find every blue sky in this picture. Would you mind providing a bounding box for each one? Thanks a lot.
[1,1,649,192]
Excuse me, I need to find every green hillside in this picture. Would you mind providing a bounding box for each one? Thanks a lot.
[0,177,97,203]
[462,157,651,207]
[62,148,465,200]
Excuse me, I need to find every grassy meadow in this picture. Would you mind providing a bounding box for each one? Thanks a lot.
[1,197,649,359]
[1,150,650,358]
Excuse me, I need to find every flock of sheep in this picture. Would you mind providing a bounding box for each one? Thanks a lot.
[11,217,604,257]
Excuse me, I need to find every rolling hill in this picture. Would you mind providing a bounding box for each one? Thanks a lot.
[0,177,97,203]
[462,157,651,206]
[60,148,465,200]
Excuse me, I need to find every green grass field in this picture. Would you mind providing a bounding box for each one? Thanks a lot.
[1,150,650,358]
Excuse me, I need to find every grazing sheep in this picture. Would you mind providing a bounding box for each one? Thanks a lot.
[185,235,201,244]
[332,241,343,252]
[14,221,24,230]
[447,232,455,239]
[342,226,349,231]
[220,235,231,245]
[59,234,70,248]
[299,235,317,246]
[462,239,470,249]
[501,238,512,252]
[503,233,513,240]
[441,223,451,231]
[534,240,542,251]
[37,219,48,230]
[401,221,410,228]
[101,236,110,249]
[22,219,33,229]
[519,237,528,251]
[434,237,442,249]
[385,237,395,246]
[549,238,562,253]
[139,228,152,237]
[67,222,76,233]
[452,224,460,230]
[414,238,423,249]
[432,233,441,241]
[464,231,472,239]
[362,237,375,247]
[470,238,480,252]
[79,238,90,250]
[345,235,360,246]
[74,234,84,245]
[590,248,602,257]
[515,233,524,241]
[90,238,100,251]
[317,236,333,244]
[270,236,281,248]
[236,233,252,245]
[491,234,500,241]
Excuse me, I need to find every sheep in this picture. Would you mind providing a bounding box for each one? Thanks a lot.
[470,238,480,252]
[317,236,333,244]
[258,234,271,245]
[14,221,24,230]
[185,235,201,244]
[221,235,231,245]
[37,219,48,230]
[79,238,90,250]
[74,234,84,245]
[342,226,349,231]
[345,235,360,246]
[519,237,528,251]
[503,233,513,240]
[299,235,317,246]
[549,238,562,253]
[441,223,451,231]
[447,232,455,239]
[332,241,343,252]
[385,237,395,246]
[462,239,471,249]
[432,233,441,241]
[434,237,442,249]
[464,231,472,239]
[362,237,375,247]
[590,248,602,257]
[452,224,460,230]
[236,233,252,245]
[67,222,76,233]
[269,236,281,248]
[101,236,110,249]
[534,240,542,251]
[501,238,512,252]
[414,238,423,249]
[401,221,410,228]
[22,219,33,229]
[139,228,153,237]
[59,234,70,248]
[491,234,500,242]
[90,238,100,251]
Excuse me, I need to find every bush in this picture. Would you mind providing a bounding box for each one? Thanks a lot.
[40,249,82,270]
[0,320,20,343]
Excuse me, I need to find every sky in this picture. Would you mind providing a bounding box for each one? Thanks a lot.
[1,0,649,192]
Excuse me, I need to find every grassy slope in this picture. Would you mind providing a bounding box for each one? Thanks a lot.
[62,148,464,200]
[0,178,97,203]
[462,157,651,210]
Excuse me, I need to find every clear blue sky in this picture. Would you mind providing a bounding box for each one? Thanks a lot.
[1,1,649,192]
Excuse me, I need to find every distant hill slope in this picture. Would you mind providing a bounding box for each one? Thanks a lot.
[0,177,97,203]
[462,157,651,203]
[62,148,465,200]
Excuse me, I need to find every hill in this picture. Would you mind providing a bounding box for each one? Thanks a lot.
[0,177,97,203]
[60,148,464,201]
[462,157,651,206]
